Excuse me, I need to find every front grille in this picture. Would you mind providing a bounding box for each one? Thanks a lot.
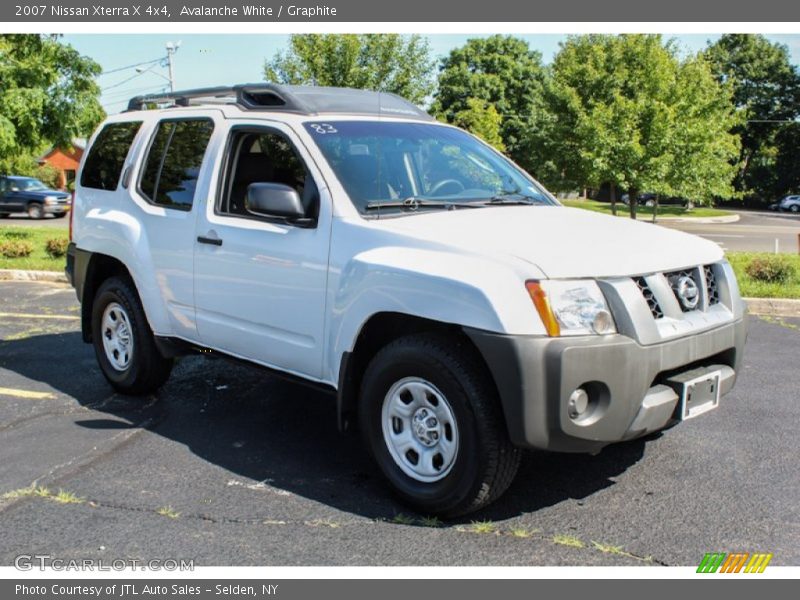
[634,276,664,319]
[704,265,720,305]
[665,269,700,313]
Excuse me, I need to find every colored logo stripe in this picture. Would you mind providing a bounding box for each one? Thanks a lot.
[720,553,749,573]
[697,553,726,573]
[744,553,773,573]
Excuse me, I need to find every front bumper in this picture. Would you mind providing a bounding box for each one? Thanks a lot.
[466,316,747,453]
[44,204,70,214]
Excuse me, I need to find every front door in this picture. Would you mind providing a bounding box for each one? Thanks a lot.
[193,122,331,381]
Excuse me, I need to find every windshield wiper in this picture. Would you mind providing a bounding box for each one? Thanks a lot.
[365,197,481,212]
[484,192,549,206]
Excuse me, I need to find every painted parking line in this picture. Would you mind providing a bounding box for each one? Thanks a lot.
[0,312,79,320]
[0,387,56,400]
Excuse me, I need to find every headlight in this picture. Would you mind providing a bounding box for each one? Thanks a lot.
[526,280,616,336]
[43,196,58,205]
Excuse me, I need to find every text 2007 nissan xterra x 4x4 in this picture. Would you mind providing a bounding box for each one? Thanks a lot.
[66,84,747,517]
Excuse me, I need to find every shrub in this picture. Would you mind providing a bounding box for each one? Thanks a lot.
[745,255,797,283]
[0,240,34,258]
[45,237,69,258]
[1,230,32,240]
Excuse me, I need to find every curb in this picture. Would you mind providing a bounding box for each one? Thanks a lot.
[0,269,68,283]
[639,214,740,224]
[745,297,800,318]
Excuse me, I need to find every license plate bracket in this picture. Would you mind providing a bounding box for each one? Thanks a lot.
[674,370,721,420]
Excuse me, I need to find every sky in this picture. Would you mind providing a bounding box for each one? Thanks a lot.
[61,34,800,115]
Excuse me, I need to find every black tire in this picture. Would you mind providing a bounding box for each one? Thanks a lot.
[0,213,9,218]
[27,202,44,219]
[91,276,173,395]
[359,332,520,517]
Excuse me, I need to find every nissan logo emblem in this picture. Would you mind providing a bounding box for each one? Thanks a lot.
[672,275,700,310]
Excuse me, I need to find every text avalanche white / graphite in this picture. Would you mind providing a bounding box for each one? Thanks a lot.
[178,5,339,17]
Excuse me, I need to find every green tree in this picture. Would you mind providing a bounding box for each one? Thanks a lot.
[431,35,548,174]
[0,34,104,173]
[264,34,435,105]
[704,34,800,201]
[546,34,739,219]
[667,55,741,207]
[452,98,505,151]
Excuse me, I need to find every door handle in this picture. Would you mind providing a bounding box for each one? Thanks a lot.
[197,235,223,246]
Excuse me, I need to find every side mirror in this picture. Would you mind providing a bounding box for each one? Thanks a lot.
[245,182,307,222]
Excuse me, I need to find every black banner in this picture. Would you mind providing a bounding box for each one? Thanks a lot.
[3,579,796,599]
[3,0,800,22]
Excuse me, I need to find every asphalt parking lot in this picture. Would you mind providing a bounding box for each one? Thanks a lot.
[0,281,798,567]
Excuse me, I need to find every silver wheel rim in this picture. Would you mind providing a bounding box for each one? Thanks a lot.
[101,302,134,371]
[381,377,459,483]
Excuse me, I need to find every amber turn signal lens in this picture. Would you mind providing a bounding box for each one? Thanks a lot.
[525,281,561,337]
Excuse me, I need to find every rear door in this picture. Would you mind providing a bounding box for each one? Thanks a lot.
[193,121,332,380]
[0,178,10,211]
[126,113,220,341]
[0,178,25,213]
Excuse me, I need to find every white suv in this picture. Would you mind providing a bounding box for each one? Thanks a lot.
[67,84,747,516]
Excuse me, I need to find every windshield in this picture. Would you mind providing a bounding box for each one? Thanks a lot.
[12,178,48,192]
[303,121,555,214]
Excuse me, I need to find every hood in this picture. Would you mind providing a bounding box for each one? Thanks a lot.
[369,205,724,279]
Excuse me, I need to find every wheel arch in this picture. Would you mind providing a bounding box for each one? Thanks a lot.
[335,312,502,434]
[79,253,135,343]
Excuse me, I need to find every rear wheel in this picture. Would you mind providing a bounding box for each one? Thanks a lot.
[359,333,520,517]
[27,202,44,219]
[91,276,173,395]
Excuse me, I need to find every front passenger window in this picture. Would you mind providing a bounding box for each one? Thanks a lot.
[220,130,318,219]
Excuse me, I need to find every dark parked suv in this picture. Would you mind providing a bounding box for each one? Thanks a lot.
[0,175,71,219]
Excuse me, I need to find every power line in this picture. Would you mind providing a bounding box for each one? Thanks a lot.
[99,57,163,76]
[101,70,150,92]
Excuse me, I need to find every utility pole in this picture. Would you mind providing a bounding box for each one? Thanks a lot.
[165,41,180,92]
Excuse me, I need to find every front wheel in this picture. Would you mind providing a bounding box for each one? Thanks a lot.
[91,276,173,395]
[791,205,799,213]
[27,202,44,219]
[359,333,520,517]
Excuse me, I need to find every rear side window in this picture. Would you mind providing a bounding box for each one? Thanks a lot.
[80,121,142,190]
[139,119,214,210]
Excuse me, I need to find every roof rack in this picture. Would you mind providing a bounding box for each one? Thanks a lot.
[126,83,434,121]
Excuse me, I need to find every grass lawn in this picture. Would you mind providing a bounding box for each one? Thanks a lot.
[0,226,69,271]
[726,252,800,299]
[562,199,733,219]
